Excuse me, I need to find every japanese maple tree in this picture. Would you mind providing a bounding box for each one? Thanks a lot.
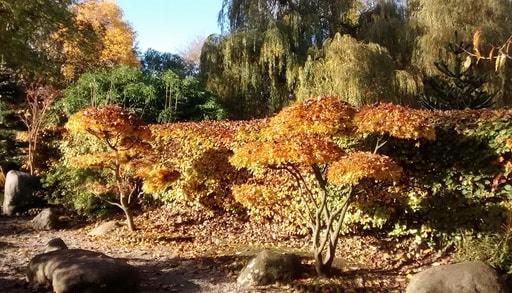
[65,106,165,231]
[231,97,405,275]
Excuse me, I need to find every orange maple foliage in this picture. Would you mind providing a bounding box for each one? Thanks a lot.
[260,96,356,138]
[355,103,436,140]
[230,133,344,169]
[66,106,174,231]
[230,96,405,275]
[66,105,149,144]
[328,152,402,186]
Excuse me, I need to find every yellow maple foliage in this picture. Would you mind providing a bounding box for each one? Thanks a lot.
[57,0,139,80]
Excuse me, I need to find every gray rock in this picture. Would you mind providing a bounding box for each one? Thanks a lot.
[31,208,61,230]
[88,221,121,236]
[2,170,38,215]
[237,250,301,287]
[45,238,68,253]
[406,261,508,293]
[27,248,140,293]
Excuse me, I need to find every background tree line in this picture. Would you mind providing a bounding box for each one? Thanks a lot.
[2,0,512,122]
[1,0,512,173]
[200,0,512,118]
[0,0,224,175]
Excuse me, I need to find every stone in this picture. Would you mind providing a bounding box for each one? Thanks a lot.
[405,261,508,293]
[27,248,140,293]
[2,170,38,216]
[237,250,301,287]
[45,238,68,253]
[31,208,61,230]
[88,220,121,236]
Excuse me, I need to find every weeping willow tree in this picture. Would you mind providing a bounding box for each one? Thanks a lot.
[357,0,414,68]
[200,0,361,119]
[201,29,292,118]
[295,33,421,106]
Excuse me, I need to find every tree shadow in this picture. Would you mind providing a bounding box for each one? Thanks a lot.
[0,216,37,237]
[126,254,250,292]
[0,272,44,293]
[125,251,417,292]
[0,241,15,249]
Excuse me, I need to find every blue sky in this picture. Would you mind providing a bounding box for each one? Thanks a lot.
[117,0,224,54]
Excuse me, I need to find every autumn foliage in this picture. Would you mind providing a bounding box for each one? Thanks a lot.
[355,103,436,140]
[260,96,356,137]
[57,0,139,80]
[146,120,262,210]
[327,152,403,186]
[66,106,161,231]
[230,96,405,275]
[62,96,512,274]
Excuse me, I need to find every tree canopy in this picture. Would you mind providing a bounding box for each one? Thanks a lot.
[0,0,74,79]
[58,0,139,80]
[200,0,512,115]
[201,0,361,118]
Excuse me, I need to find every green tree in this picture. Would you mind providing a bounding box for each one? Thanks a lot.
[61,66,159,121]
[0,59,20,123]
[201,0,361,118]
[0,0,75,79]
[142,49,193,77]
[61,66,225,122]
[295,33,420,106]
[158,70,226,122]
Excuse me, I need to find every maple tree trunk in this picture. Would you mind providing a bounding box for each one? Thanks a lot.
[311,173,354,276]
[121,205,135,232]
[114,158,136,231]
[119,189,136,231]
[27,138,34,175]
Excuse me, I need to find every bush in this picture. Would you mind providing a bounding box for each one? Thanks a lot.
[44,119,116,219]
[147,121,257,212]
[60,66,226,123]
[56,99,512,245]
[384,109,512,245]
[43,163,115,219]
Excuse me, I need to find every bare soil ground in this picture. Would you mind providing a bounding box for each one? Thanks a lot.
[0,206,451,292]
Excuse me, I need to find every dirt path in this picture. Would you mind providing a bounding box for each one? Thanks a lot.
[0,208,450,292]
[0,216,256,293]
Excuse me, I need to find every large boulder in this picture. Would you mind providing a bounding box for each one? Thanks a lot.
[406,261,508,293]
[31,208,62,230]
[237,250,301,287]
[27,243,140,293]
[2,170,38,216]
